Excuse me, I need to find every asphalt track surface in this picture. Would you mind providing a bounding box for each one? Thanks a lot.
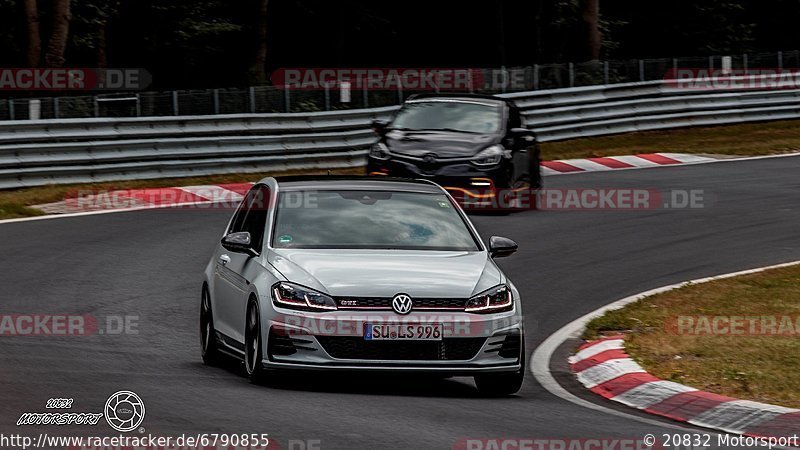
[1,156,799,449]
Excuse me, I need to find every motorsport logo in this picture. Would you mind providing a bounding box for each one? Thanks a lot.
[16,391,145,432]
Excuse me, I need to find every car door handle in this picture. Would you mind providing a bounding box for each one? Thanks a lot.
[219,254,231,266]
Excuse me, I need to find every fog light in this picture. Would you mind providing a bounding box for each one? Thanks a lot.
[470,178,493,187]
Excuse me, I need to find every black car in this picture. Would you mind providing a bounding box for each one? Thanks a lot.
[366,94,541,208]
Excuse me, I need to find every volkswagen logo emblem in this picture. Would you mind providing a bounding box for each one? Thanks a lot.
[392,294,413,315]
[423,153,437,165]
[104,390,145,432]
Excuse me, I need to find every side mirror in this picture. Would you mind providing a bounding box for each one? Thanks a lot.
[510,127,537,144]
[489,236,518,258]
[221,231,258,257]
[371,119,390,135]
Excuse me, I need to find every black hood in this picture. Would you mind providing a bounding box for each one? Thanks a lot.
[383,130,502,159]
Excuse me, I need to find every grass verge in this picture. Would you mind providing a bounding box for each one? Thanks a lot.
[541,119,800,160]
[584,264,800,408]
[2,119,800,220]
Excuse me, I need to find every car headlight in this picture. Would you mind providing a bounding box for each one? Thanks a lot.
[272,282,338,311]
[471,145,505,166]
[464,285,513,313]
[369,142,390,160]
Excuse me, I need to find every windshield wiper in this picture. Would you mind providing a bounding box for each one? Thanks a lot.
[391,127,481,134]
[424,127,482,134]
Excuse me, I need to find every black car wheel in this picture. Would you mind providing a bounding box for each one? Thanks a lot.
[200,286,222,365]
[244,299,269,384]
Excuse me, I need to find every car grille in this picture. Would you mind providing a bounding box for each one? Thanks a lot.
[316,336,485,361]
[334,297,467,310]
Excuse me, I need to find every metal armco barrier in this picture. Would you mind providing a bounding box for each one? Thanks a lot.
[1,75,799,189]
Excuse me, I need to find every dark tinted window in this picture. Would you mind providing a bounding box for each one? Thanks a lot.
[229,185,271,250]
[391,100,503,134]
[273,190,480,251]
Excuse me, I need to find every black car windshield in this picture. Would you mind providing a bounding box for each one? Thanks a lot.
[390,100,503,134]
[272,190,481,251]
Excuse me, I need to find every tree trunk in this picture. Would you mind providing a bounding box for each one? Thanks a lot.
[253,0,269,82]
[582,0,601,61]
[44,0,71,67]
[97,24,107,68]
[23,0,41,66]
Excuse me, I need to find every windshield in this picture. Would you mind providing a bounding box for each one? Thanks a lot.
[390,100,503,134]
[273,190,481,251]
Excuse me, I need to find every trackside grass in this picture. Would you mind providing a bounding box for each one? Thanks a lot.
[584,264,800,408]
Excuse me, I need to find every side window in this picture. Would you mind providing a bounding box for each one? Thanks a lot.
[242,186,270,250]
[228,188,258,234]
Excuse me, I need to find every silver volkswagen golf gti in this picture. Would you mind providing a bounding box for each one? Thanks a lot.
[201,177,525,395]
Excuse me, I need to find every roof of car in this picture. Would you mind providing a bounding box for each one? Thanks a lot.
[267,176,445,193]
[405,93,510,106]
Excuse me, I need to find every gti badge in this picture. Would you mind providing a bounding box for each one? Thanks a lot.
[392,294,413,315]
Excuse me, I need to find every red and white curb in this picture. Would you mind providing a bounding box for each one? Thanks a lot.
[33,153,715,214]
[570,335,800,438]
[35,183,255,214]
[541,153,717,175]
[25,152,798,217]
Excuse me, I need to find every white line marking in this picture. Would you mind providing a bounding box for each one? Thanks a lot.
[530,260,800,437]
[657,153,717,164]
[606,155,662,167]
[540,166,563,176]
[179,185,245,203]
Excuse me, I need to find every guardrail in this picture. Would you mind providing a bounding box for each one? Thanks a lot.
[1,75,799,189]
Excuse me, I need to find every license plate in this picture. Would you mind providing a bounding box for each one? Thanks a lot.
[364,323,443,341]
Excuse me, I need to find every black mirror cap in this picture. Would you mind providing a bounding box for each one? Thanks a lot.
[371,119,390,135]
[221,231,259,257]
[489,236,518,258]
[510,127,537,143]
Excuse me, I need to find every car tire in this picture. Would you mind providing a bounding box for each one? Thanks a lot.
[244,299,269,384]
[200,286,222,366]
[473,343,525,396]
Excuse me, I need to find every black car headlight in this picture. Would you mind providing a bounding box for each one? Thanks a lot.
[464,285,513,313]
[471,145,505,166]
[272,282,338,311]
[369,142,390,160]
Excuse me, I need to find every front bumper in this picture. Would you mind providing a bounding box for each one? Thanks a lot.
[368,155,510,188]
[262,309,523,374]
[367,156,533,210]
